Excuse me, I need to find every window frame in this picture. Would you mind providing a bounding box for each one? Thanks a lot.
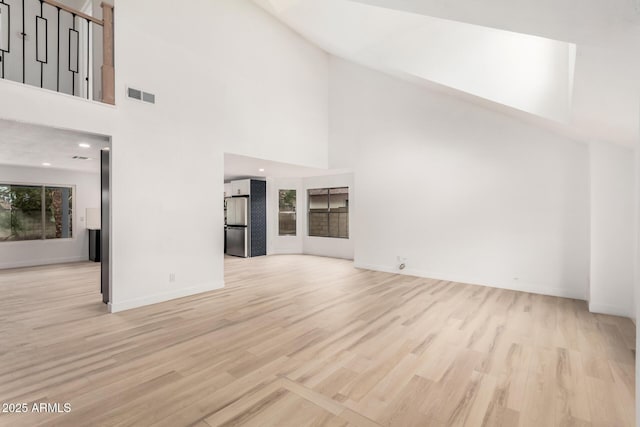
[278,189,297,237]
[307,186,349,239]
[0,181,76,243]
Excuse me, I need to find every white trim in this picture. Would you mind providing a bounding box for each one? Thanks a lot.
[0,256,88,269]
[0,237,77,245]
[0,76,116,108]
[108,281,225,313]
[353,262,586,300]
[268,248,304,255]
[305,249,354,260]
[588,302,635,318]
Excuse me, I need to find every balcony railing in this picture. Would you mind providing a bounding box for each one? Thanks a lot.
[0,0,114,104]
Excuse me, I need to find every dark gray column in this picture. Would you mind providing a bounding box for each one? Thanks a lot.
[101,149,110,304]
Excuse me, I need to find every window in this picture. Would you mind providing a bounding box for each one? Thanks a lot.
[278,189,296,236]
[0,184,73,241]
[44,187,73,239]
[308,187,349,238]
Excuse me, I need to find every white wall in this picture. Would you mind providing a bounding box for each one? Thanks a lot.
[160,1,328,170]
[0,165,100,268]
[635,114,640,427]
[112,0,328,311]
[330,58,590,298]
[588,142,635,317]
[0,0,329,312]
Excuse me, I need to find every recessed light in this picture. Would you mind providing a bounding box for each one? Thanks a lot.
[42,162,51,166]
[78,143,91,148]
[258,168,265,172]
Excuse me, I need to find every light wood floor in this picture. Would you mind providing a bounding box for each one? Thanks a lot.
[0,255,635,427]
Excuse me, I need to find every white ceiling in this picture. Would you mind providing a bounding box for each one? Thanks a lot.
[225,153,350,182]
[348,0,640,45]
[0,120,110,173]
[254,0,640,146]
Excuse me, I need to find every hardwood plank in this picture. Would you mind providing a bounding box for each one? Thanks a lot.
[0,255,634,426]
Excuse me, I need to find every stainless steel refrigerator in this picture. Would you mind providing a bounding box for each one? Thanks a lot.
[226,197,249,257]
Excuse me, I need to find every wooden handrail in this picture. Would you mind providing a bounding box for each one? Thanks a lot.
[42,0,103,26]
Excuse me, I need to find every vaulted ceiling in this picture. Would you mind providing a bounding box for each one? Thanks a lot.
[349,0,639,45]
[254,0,640,146]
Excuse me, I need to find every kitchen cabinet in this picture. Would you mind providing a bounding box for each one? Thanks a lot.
[223,183,232,198]
[89,229,101,262]
[231,179,251,196]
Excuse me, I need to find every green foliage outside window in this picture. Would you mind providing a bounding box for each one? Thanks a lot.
[279,190,296,236]
[0,184,72,241]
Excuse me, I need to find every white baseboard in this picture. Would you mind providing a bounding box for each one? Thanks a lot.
[109,281,225,313]
[0,256,88,269]
[353,262,586,301]
[304,250,354,261]
[268,249,304,255]
[588,302,634,318]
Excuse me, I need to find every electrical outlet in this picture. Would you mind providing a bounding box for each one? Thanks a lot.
[169,273,176,283]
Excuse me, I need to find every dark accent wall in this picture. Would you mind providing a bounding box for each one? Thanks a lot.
[250,180,267,257]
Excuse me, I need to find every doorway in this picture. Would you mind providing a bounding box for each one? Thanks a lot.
[0,119,112,306]
[223,152,354,263]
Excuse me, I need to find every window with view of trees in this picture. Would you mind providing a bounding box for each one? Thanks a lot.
[278,189,296,236]
[308,187,349,238]
[0,184,73,242]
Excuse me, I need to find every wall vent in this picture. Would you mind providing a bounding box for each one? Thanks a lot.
[127,86,156,104]
[142,92,155,104]
[127,87,142,100]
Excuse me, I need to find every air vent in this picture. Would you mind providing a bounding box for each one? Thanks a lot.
[127,87,142,100]
[72,155,91,160]
[142,92,155,104]
[127,86,156,104]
